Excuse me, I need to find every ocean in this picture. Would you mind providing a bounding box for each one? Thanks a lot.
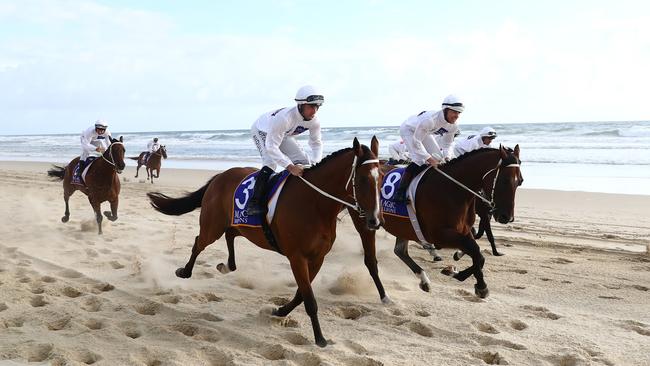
[1,120,649,195]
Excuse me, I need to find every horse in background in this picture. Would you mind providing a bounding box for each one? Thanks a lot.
[350,145,522,300]
[147,137,382,347]
[131,145,167,183]
[47,136,126,235]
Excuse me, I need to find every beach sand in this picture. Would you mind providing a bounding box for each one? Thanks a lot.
[1,161,649,365]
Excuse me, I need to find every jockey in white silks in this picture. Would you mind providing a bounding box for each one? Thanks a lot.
[388,140,410,162]
[77,120,112,180]
[145,137,161,162]
[453,126,497,157]
[246,85,324,215]
[393,94,464,203]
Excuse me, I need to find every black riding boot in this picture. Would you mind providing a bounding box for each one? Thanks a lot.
[75,159,86,181]
[393,162,420,203]
[246,166,274,216]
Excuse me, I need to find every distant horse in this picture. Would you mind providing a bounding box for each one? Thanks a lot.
[349,145,522,299]
[131,145,167,183]
[47,137,126,235]
[147,137,382,347]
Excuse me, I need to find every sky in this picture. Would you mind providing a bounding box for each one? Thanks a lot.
[1,0,649,134]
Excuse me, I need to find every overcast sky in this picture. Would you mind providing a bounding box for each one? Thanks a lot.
[1,0,649,134]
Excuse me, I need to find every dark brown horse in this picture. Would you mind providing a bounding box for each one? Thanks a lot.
[47,137,126,234]
[349,145,522,300]
[131,145,167,183]
[147,137,383,347]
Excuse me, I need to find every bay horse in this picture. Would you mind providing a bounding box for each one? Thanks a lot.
[47,136,126,235]
[131,145,167,183]
[147,137,383,347]
[349,145,521,300]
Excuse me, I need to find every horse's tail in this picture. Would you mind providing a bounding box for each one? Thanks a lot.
[147,177,215,216]
[47,165,66,180]
[128,156,140,160]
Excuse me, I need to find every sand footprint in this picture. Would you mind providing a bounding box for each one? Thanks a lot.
[283,331,311,345]
[258,306,300,328]
[109,260,125,269]
[476,335,527,350]
[81,296,103,312]
[455,289,483,303]
[408,320,434,337]
[0,302,8,312]
[133,300,161,316]
[509,319,528,331]
[332,305,367,320]
[508,285,526,290]
[84,318,104,330]
[550,257,574,264]
[618,320,650,336]
[62,286,83,298]
[70,348,102,365]
[46,314,72,331]
[41,276,57,283]
[343,339,369,355]
[520,305,561,320]
[18,342,53,363]
[30,295,47,307]
[471,350,508,365]
[258,344,289,361]
[473,321,499,334]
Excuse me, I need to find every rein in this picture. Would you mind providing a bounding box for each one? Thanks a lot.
[298,155,379,215]
[434,157,520,208]
[101,142,124,170]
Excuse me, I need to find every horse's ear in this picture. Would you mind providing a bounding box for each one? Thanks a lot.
[370,135,379,157]
[499,144,507,158]
[353,137,362,156]
[513,144,520,158]
[119,135,123,142]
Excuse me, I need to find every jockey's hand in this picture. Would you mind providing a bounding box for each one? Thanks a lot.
[95,147,105,153]
[426,157,440,167]
[287,164,304,176]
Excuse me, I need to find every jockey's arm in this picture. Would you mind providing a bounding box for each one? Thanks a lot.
[266,120,293,170]
[307,123,323,164]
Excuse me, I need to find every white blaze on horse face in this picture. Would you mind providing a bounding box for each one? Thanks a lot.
[370,167,380,221]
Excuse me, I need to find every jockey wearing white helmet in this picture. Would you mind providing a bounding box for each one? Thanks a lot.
[453,126,497,157]
[76,119,112,180]
[393,94,465,203]
[247,85,324,216]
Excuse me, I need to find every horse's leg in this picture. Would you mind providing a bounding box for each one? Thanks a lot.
[176,223,223,278]
[135,163,140,178]
[394,238,431,292]
[90,199,103,235]
[216,228,238,274]
[483,217,502,256]
[350,213,390,304]
[176,236,200,278]
[446,236,488,298]
[103,198,118,222]
[61,189,72,223]
[291,256,327,347]
[273,253,325,318]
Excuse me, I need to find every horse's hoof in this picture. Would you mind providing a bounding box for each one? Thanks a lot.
[493,252,505,257]
[453,251,463,261]
[441,265,458,277]
[216,263,230,274]
[433,255,443,262]
[380,295,394,305]
[271,308,284,317]
[315,337,328,348]
[103,211,117,221]
[61,216,69,223]
[475,284,490,298]
[419,282,430,292]
[175,268,191,278]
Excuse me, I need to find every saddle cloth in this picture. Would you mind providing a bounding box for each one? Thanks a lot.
[71,157,97,185]
[231,170,291,227]
[380,166,434,245]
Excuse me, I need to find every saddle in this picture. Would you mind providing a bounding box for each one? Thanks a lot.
[232,170,291,227]
[71,157,97,186]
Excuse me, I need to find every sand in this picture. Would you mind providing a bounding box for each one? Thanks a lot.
[1,161,649,366]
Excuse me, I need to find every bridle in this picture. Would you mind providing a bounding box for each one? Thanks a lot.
[298,154,380,216]
[433,154,520,210]
[101,141,124,171]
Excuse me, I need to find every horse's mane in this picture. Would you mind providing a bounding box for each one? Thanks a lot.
[306,147,353,171]
[443,147,499,167]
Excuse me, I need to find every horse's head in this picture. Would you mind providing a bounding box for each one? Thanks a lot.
[106,136,126,173]
[488,144,522,224]
[351,136,384,230]
[160,145,168,159]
